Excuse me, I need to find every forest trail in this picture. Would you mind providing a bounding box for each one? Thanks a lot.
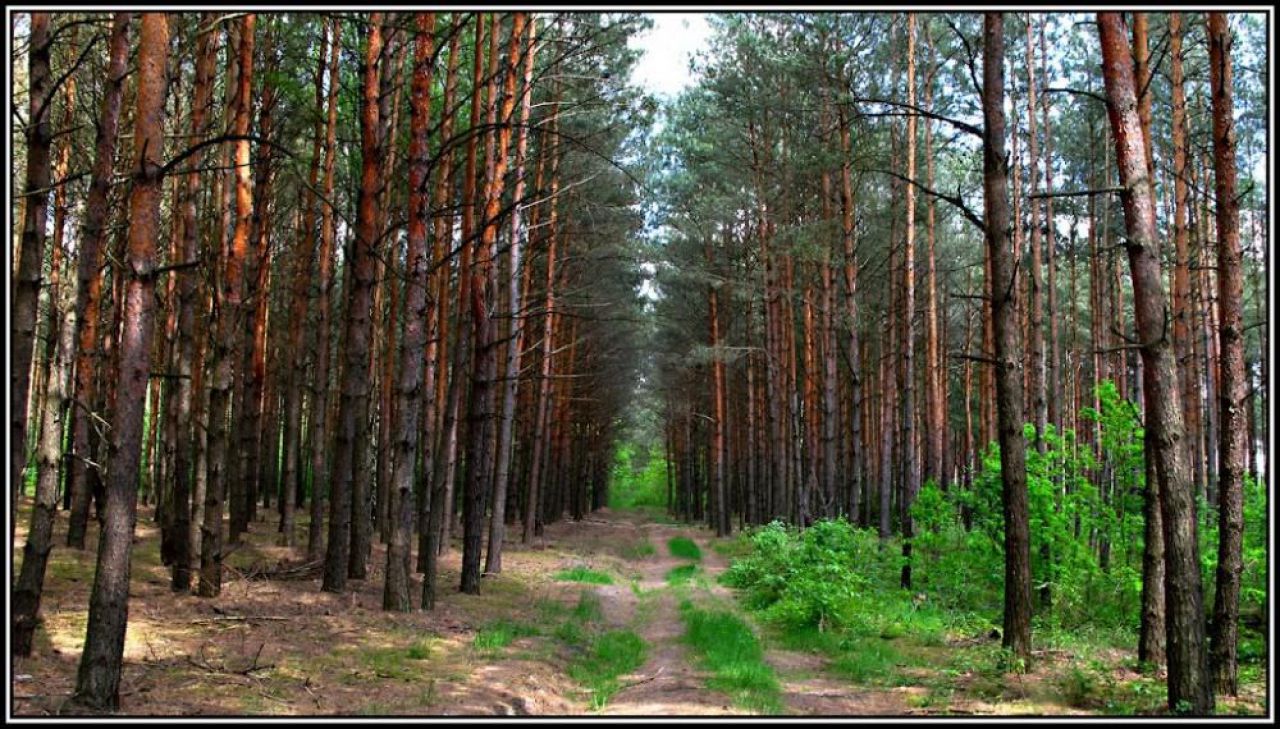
[13,501,913,717]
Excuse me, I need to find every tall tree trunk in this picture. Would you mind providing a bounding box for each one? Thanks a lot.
[307,17,342,563]
[280,18,330,548]
[384,12,437,612]
[12,12,53,529]
[201,14,256,598]
[70,14,168,708]
[13,199,78,656]
[983,12,1032,660]
[487,15,538,573]
[323,13,383,592]
[900,13,918,589]
[838,103,862,523]
[1098,12,1212,714]
[66,13,132,550]
[524,82,562,544]
[1207,11,1246,698]
[419,17,462,574]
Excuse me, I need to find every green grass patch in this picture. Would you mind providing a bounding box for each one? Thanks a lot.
[555,566,614,585]
[406,637,435,660]
[358,646,426,681]
[567,629,648,710]
[667,537,702,561]
[680,601,783,714]
[473,619,540,651]
[828,636,903,685]
[666,564,701,585]
[621,540,657,560]
[573,590,605,623]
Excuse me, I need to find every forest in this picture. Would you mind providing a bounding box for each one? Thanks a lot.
[7,10,1271,718]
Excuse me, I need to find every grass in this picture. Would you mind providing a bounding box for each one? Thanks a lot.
[665,564,701,585]
[473,619,540,651]
[827,636,903,685]
[667,537,703,561]
[555,566,615,585]
[680,600,783,714]
[566,630,648,710]
[621,540,657,560]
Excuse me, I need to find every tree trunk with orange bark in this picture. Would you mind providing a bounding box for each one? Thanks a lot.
[70,14,169,709]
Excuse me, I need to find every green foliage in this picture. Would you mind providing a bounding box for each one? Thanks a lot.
[555,566,615,585]
[679,601,783,713]
[609,443,668,510]
[667,536,702,561]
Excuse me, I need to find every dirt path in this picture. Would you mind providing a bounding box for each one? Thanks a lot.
[597,521,745,715]
[11,502,900,717]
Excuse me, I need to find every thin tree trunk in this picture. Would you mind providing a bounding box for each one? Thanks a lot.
[488,15,538,573]
[307,17,342,563]
[1207,11,1246,698]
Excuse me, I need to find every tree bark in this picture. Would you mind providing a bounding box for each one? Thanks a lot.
[307,17,342,563]
[323,13,383,592]
[12,12,53,530]
[70,13,169,708]
[983,12,1033,661]
[1098,11,1213,714]
[201,14,256,598]
[66,13,132,550]
[1207,10,1246,698]
[488,15,538,573]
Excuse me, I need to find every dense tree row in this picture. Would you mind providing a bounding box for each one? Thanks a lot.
[10,11,649,711]
[647,12,1267,715]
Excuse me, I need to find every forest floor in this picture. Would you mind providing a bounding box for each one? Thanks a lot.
[10,499,1269,717]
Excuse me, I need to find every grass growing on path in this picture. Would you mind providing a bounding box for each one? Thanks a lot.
[555,566,614,584]
[679,600,783,714]
[566,629,648,710]
[666,564,701,585]
[667,537,702,561]
[473,619,540,652]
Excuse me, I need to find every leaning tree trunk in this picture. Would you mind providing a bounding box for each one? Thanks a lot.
[70,13,169,709]
[1207,10,1246,698]
[66,13,132,550]
[983,11,1033,661]
[12,206,78,656]
[1098,11,1212,715]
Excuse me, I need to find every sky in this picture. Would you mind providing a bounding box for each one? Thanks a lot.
[628,13,712,99]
